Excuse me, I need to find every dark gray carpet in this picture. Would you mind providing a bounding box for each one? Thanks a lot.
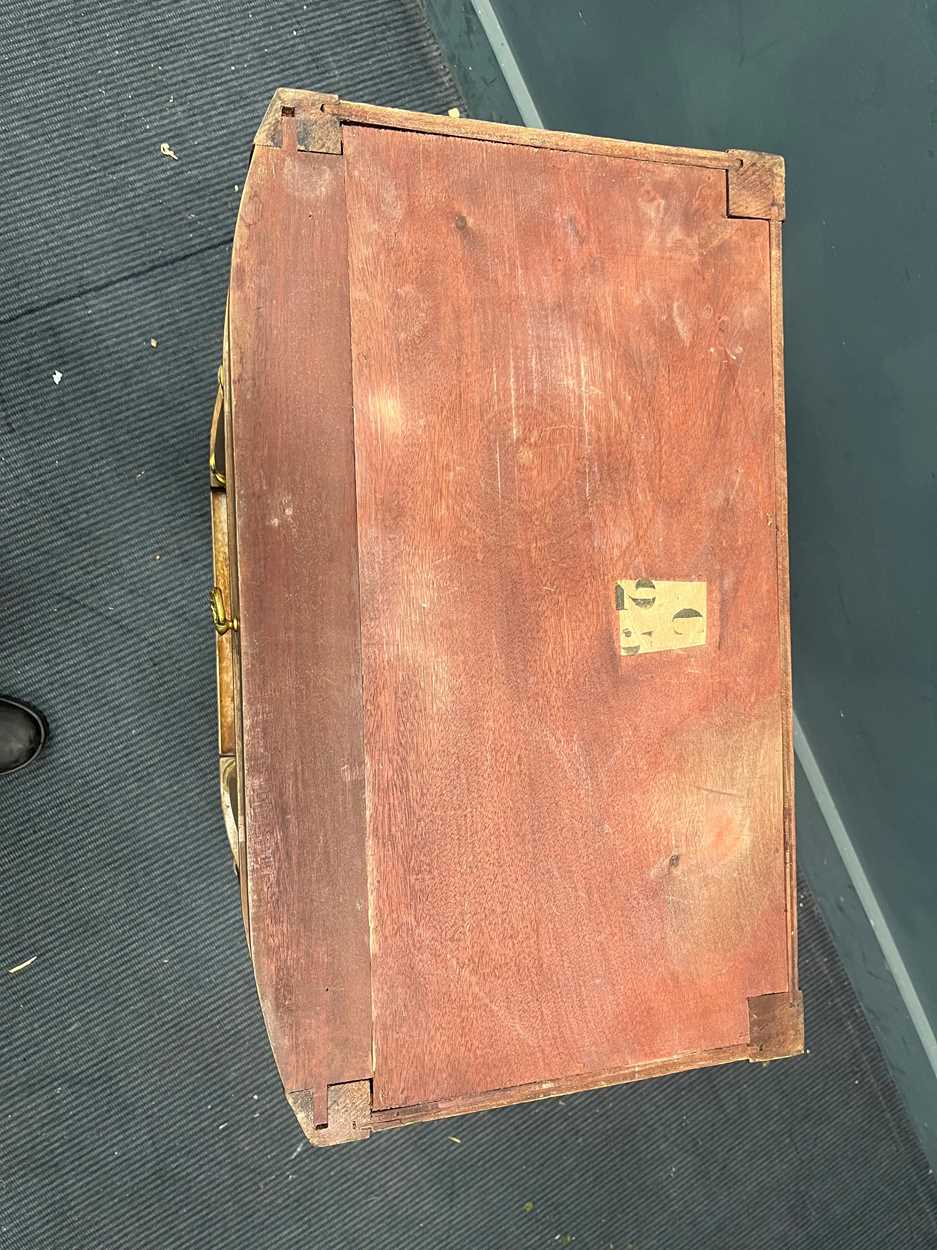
[2,3,936,1248]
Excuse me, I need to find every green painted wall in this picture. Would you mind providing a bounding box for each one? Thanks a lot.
[422,0,524,122]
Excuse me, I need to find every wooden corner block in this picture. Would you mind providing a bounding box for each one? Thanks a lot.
[254,87,342,154]
[727,150,785,220]
[287,1080,372,1147]
[747,990,804,1061]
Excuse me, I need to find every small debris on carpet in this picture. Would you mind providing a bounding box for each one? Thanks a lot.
[8,956,37,975]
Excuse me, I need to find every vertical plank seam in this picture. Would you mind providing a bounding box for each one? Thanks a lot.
[769,218,797,995]
[341,129,377,1101]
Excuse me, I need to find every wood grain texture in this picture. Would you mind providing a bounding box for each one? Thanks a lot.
[254,87,342,154]
[371,988,802,1130]
[344,125,791,1112]
[727,150,785,221]
[770,220,798,991]
[288,1080,372,1146]
[371,1042,752,1129]
[748,990,805,1060]
[228,144,371,1103]
[327,94,736,170]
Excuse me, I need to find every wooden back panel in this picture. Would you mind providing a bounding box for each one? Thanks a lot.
[228,143,371,1120]
[343,125,789,1111]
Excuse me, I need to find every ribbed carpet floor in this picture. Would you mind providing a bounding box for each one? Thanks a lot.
[2,3,937,1248]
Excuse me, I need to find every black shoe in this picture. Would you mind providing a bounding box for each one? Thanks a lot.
[0,698,47,775]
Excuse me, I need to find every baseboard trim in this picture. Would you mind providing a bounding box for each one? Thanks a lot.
[468,0,544,127]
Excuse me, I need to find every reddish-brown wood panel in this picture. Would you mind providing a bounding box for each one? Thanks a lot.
[228,142,371,1116]
[344,125,790,1112]
[769,220,798,992]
